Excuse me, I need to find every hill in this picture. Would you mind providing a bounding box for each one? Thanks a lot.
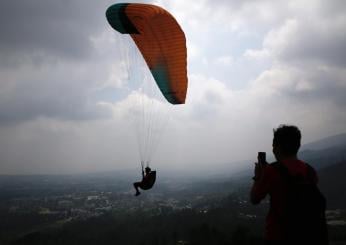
[298,133,346,170]
[302,133,346,151]
[318,160,346,209]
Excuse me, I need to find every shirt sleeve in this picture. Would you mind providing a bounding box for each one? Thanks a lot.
[251,165,275,203]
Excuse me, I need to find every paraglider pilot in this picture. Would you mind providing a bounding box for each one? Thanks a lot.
[133,164,156,196]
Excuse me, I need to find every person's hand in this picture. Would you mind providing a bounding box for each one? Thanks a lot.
[253,161,266,181]
[257,152,268,165]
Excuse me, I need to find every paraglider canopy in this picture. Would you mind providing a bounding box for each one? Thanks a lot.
[106,3,188,104]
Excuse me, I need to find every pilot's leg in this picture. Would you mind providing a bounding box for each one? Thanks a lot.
[133,182,141,196]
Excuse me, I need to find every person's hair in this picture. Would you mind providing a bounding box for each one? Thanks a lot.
[273,125,301,155]
[145,167,151,172]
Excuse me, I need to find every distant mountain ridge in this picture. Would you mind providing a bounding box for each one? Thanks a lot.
[299,133,346,170]
[318,160,346,209]
[301,133,346,151]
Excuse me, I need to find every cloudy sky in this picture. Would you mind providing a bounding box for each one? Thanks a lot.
[0,0,345,175]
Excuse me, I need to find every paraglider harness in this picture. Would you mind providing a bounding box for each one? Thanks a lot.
[140,162,156,190]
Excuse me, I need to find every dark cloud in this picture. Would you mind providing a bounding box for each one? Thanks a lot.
[320,0,346,17]
[0,0,115,64]
[0,89,111,124]
[0,0,129,123]
[0,62,113,124]
[253,66,346,113]
[254,1,346,110]
[276,21,346,68]
[292,70,346,107]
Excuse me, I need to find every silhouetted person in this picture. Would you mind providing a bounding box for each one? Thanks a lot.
[133,166,156,196]
[250,125,328,245]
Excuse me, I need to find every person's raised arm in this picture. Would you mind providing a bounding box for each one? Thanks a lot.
[250,160,270,205]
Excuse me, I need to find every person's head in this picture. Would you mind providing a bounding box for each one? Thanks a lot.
[145,167,151,174]
[272,125,301,160]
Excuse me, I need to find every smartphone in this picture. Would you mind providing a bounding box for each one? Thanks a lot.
[258,152,266,165]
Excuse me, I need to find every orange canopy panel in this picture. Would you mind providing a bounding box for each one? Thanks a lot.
[106,3,188,104]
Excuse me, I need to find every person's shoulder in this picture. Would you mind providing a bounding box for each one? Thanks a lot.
[268,161,279,166]
[300,160,319,183]
[297,159,317,173]
[267,161,280,170]
[263,162,281,177]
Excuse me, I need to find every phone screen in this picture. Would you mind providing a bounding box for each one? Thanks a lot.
[258,152,266,164]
